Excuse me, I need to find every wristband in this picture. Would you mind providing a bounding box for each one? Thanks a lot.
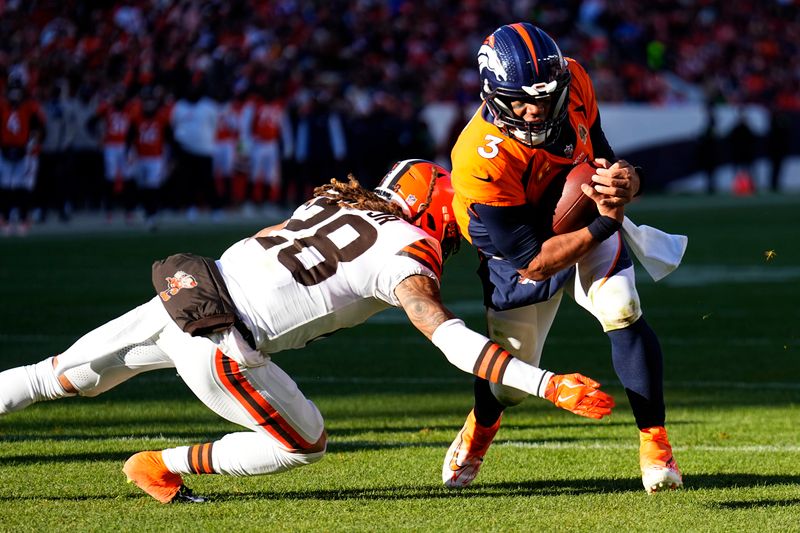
[587,215,621,242]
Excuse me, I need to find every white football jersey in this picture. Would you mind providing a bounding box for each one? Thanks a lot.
[217,198,443,354]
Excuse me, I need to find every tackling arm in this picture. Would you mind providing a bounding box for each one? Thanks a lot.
[394,275,614,419]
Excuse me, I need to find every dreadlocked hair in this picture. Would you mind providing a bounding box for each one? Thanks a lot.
[312,171,438,224]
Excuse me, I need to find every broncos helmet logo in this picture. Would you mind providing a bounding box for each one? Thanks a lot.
[159,270,198,302]
[477,42,508,83]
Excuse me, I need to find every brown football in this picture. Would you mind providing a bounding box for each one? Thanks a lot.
[551,162,600,234]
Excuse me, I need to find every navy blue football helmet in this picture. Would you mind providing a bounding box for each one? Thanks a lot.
[478,23,571,147]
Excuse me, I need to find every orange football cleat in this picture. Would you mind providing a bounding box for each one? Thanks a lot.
[640,426,683,494]
[442,409,501,488]
[123,451,186,504]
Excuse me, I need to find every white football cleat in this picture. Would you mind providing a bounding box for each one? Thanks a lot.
[642,460,683,494]
[640,426,683,494]
[442,410,500,488]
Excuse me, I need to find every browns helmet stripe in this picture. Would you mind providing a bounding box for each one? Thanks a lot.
[510,22,538,76]
[380,158,428,191]
[214,350,312,451]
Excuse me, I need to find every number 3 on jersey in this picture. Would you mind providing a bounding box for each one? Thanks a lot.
[256,199,378,286]
[478,134,503,159]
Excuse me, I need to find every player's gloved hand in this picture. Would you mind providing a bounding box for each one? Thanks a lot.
[544,373,615,419]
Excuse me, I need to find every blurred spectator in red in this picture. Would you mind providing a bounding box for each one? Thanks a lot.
[128,85,172,229]
[213,81,248,207]
[96,84,137,220]
[0,79,45,236]
[248,82,293,206]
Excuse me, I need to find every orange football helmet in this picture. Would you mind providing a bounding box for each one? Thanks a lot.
[375,159,461,261]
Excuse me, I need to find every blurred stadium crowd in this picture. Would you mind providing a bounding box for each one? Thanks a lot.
[0,0,797,234]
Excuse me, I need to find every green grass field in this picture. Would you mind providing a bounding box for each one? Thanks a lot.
[1,195,799,532]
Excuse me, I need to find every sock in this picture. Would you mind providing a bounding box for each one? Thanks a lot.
[162,432,325,477]
[607,317,665,429]
[0,357,74,415]
[472,377,506,428]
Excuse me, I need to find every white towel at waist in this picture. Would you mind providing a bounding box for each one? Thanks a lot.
[620,216,688,282]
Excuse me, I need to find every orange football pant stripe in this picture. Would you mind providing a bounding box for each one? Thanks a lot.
[214,349,312,451]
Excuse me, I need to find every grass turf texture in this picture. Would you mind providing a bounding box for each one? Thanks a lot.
[0,194,798,531]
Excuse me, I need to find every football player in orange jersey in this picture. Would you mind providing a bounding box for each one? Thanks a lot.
[443,23,682,494]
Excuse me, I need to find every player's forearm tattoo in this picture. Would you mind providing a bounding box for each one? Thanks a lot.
[396,276,455,339]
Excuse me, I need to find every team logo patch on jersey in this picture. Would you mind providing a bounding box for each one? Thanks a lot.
[405,194,418,207]
[564,143,574,158]
[159,270,198,301]
[578,124,588,144]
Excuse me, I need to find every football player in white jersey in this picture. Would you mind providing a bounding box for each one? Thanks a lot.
[0,160,614,503]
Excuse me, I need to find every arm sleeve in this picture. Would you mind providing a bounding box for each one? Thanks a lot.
[472,203,542,269]
[431,318,554,397]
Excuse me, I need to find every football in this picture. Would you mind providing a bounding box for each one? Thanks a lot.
[551,161,600,234]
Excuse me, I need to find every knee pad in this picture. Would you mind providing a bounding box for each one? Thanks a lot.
[589,272,642,332]
[63,342,168,397]
[63,364,104,396]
